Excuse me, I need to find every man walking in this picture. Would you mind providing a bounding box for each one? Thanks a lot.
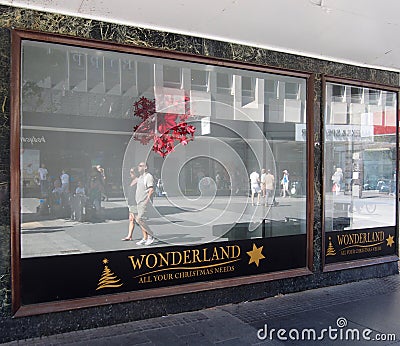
[260,168,267,199]
[38,163,48,197]
[135,162,155,246]
[249,169,261,206]
[264,169,275,205]
[60,169,70,193]
[281,170,290,197]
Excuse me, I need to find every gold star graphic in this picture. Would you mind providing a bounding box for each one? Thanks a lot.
[247,244,265,267]
[102,258,109,264]
[386,234,395,247]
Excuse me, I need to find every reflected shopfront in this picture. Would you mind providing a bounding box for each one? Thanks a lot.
[5,27,397,326]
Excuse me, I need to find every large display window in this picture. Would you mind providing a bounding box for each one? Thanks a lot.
[11,31,313,313]
[323,78,398,266]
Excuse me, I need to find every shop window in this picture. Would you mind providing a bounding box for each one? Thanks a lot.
[241,76,256,106]
[191,70,209,92]
[216,72,232,94]
[324,81,397,265]
[350,87,363,103]
[264,79,277,99]
[163,65,181,89]
[368,89,381,105]
[15,36,310,309]
[332,84,345,102]
[285,82,299,100]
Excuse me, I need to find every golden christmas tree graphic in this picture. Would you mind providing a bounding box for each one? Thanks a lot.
[96,258,123,290]
[326,237,336,256]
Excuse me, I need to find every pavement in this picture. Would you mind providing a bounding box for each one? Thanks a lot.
[20,193,395,258]
[3,274,400,345]
[21,195,308,257]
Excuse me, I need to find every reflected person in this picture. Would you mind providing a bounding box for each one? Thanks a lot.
[249,168,261,206]
[260,169,267,199]
[331,167,343,195]
[135,162,155,246]
[38,163,48,197]
[264,169,275,206]
[122,168,138,241]
[96,165,108,201]
[281,170,290,197]
[60,169,70,193]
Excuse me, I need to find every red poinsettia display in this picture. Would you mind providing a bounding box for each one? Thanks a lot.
[132,96,196,157]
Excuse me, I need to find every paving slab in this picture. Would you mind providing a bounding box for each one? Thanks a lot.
[3,275,400,345]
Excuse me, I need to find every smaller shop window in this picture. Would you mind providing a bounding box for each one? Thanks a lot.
[324,81,398,264]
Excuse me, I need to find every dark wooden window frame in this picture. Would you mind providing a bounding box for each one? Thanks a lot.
[321,75,400,272]
[11,29,315,317]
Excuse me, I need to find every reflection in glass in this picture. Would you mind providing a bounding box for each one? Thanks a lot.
[324,82,397,232]
[20,41,307,257]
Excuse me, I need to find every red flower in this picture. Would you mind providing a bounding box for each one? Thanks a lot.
[133,97,156,120]
[158,113,178,134]
[179,113,190,121]
[186,125,196,135]
[179,136,189,145]
[139,135,152,145]
[132,96,196,157]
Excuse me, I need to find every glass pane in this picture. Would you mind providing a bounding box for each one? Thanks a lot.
[324,82,397,232]
[20,40,307,258]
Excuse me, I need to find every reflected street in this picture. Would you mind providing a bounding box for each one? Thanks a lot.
[21,195,306,258]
